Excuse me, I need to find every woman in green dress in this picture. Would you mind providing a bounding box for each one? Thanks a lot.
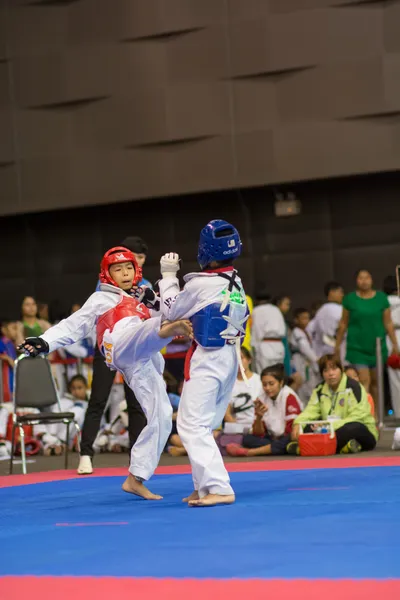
[335,269,399,406]
[21,296,51,338]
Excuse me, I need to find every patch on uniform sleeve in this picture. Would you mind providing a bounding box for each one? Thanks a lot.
[103,342,113,364]
[164,298,174,309]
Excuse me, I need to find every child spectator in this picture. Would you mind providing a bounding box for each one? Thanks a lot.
[226,363,302,457]
[94,399,130,454]
[290,308,319,404]
[224,347,262,433]
[38,375,90,455]
[252,293,286,373]
[0,319,18,403]
[344,365,375,418]
[311,282,344,359]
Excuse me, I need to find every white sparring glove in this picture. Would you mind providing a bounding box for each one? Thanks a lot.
[160,252,180,278]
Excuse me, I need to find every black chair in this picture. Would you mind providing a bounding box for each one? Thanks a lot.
[9,355,81,475]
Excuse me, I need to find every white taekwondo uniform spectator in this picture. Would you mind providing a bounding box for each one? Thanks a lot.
[251,294,286,374]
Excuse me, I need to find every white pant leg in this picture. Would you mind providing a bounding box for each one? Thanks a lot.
[211,362,237,431]
[104,316,173,481]
[103,315,172,371]
[177,345,237,498]
[254,341,285,373]
[126,358,172,481]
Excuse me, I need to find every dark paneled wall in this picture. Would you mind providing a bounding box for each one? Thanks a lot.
[1,172,399,319]
[1,0,400,215]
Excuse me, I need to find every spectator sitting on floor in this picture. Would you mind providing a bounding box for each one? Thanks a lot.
[94,399,130,454]
[226,363,303,457]
[38,374,90,455]
[287,354,379,455]
[223,347,262,434]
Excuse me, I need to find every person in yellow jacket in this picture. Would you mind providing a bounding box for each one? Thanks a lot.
[242,294,253,353]
[287,354,378,455]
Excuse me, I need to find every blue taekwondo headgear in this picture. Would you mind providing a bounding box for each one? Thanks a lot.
[197,219,242,270]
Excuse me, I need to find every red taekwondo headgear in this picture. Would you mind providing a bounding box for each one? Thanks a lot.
[99,246,142,288]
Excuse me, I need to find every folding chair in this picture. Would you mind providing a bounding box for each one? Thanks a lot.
[9,355,81,475]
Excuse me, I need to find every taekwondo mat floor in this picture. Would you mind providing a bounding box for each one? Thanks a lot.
[1,456,400,600]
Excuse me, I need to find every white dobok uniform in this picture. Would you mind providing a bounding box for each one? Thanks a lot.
[251,304,286,373]
[387,295,400,418]
[159,269,248,498]
[40,284,173,482]
[290,327,319,405]
[311,302,344,360]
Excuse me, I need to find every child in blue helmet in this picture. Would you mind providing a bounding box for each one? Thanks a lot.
[159,220,248,507]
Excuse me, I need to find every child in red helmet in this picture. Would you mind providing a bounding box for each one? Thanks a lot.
[19,247,192,500]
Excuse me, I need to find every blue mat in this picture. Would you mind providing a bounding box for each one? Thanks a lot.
[1,467,400,579]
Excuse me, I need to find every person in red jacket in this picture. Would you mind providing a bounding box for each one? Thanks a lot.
[226,363,303,456]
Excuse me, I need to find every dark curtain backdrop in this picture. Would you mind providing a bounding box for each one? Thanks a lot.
[1,171,399,320]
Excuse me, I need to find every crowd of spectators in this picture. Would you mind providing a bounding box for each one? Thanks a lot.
[1,264,399,462]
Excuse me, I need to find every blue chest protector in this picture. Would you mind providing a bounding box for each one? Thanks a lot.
[191,272,248,348]
[192,302,232,348]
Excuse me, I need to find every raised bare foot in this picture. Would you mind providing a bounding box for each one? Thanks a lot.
[167,445,187,457]
[122,474,163,500]
[182,490,199,503]
[159,319,193,340]
[189,493,235,507]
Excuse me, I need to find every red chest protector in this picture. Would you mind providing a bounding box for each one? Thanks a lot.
[96,294,151,350]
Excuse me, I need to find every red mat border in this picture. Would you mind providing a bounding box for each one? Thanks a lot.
[1,576,400,600]
[1,455,400,488]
